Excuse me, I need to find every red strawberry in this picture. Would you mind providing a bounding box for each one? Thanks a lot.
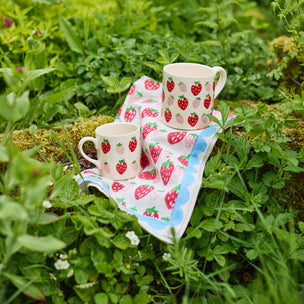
[191,81,202,96]
[129,136,137,152]
[164,108,172,122]
[142,108,159,118]
[135,184,154,200]
[116,106,124,118]
[143,206,159,219]
[138,169,157,180]
[204,95,212,109]
[116,159,127,175]
[178,95,188,110]
[160,159,174,185]
[128,85,136,95]
[112,182,124,192]
[124,106,137,122]
[188,113,199,127]
[149,143,162,164]
[167,77,175,92]
[140,149,150,169]
[142,122,158,139]
[165,185,181,209]
[101,139,111,154]
[178,155,190,166]
[168,132,187,144]
[144,79,160,90]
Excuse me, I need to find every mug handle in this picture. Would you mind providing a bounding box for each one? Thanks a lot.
[211,66,227,99]
[78,137,100,170]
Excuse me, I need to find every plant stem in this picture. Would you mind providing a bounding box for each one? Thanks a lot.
[215,0,227,65]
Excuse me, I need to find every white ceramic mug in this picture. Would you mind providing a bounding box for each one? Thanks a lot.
[78,122,142,180]
[161,63,227,130]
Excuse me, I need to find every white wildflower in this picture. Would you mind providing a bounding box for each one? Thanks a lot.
[59,254,68,260]
[42,200,52,209]
[126,231,136,240]
[67,269,74,278]
[162,253,171,261]
[49,273,57,280]
[130,236,140,246]
[76,282,97,289]
[54,259,70,270]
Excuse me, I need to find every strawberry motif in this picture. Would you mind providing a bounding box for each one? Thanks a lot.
[175,114,184,124]
[165,185,181,209]
[178,82,187,92]
[205,81,211,92]
[143,206,159,219]
[116,159,127,175]
[167,77,175,92]
[131,160,138,171]
[188,112,199,127]
[193,97,201,109]
[160,159,174,185]
[178,95,188,110]
[178,155,190,166]
[128,84,136,95]
[116,143,124,154]
[128,136,137,152]
[185,133,198,148]
[204,95,212,109]
[101,139,111,154]
[142,122,158,139]
[141,108,159,118]
[168,131,187,145]
[191,81,202,96]
[140,149,150,169]
[138,168,157,180]
[112,181,124,192]
[164,108,172,123]
[115,105,124,118]
[144,79,160,90]
[201,115,209,125]
[135,184,154,200]
[124,106,137,122]
[129,91,143,103]
[103,161,111,173]
[173,165,186,178]
[149,143,162,164]
[167,95,174,105]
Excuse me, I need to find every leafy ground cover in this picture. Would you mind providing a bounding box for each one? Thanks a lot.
[1,0,304,303]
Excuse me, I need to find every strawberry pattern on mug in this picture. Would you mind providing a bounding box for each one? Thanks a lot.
[162,76,218,130]
[76,76,234,243]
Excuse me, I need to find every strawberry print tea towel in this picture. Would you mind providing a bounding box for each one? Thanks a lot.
[76,76,232,243]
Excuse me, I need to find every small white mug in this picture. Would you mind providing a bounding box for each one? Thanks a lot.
[161,62,227,130]
[78,122,142,180]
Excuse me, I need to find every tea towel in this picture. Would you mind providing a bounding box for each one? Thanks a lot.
[76,76,233,243]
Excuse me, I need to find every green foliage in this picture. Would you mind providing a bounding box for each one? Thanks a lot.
[267,0,304,91]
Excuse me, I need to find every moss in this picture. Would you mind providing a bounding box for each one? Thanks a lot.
[1,102,303,219]
[0,115,114,162]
